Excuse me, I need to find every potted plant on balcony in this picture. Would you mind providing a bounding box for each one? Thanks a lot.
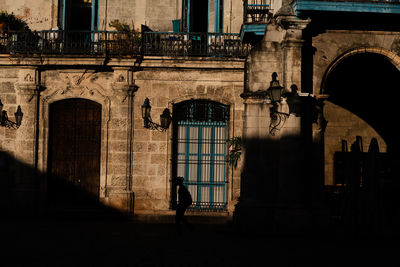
[0,11,29,33]
[0,11,37,53]
[108,19,141,55]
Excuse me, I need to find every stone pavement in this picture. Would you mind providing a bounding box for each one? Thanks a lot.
[1,215,400,267]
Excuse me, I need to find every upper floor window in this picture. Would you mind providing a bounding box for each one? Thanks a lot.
[58,0,98,31]
[182,0,224,33]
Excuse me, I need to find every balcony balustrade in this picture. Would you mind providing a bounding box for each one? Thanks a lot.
[0,30,250,58]
[243,0,271,24]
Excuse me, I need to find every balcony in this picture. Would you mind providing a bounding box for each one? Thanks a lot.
[292,0,400,17]
[0,30,250,59]
[243,0,271,23]
[240,0,271,44]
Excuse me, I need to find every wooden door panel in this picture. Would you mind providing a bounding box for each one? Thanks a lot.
[49,98,101,201]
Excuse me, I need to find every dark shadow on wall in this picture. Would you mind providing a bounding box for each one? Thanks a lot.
[329,137,400,237]
[234,126,400,236]
[0,150,42,217]
[0,150,130,221]
[234,128,326,234]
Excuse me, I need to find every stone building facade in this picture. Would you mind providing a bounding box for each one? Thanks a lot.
[1,0,400,233]
[0,0,246,218]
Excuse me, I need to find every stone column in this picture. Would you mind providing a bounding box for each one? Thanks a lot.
[235,90,281,231]
[271,10,311,232]
[13,68,42,214]
[235,7,314,233]
[104,68,137,213]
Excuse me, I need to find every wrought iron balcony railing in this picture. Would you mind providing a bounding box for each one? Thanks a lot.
[0,30,250,58]
[243,0,271,23]
[143,32,249,57]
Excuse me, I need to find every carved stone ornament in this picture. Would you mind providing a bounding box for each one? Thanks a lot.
[24,73,34,83]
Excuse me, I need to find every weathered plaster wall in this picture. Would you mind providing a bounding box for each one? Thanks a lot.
[103,0,244,33]
[246,22,284,92]
[227,0,244,33]
[101,0,179,32]
[1,0,244,33]
[0,0,55,30]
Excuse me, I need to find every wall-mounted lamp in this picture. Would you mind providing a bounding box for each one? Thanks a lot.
[267,73,289,135]
[141,98,172,131]
[0,99,23,129]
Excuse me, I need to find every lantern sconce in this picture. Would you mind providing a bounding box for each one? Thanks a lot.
[141,98,172,132]
[267,72,289,135]
[0,99,23,129]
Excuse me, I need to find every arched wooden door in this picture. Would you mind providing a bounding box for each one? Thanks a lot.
[48,98,101,203]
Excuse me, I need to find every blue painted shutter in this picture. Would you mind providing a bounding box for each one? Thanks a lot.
[175,101,229,210]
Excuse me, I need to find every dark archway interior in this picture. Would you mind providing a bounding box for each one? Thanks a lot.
[324,52,400,155]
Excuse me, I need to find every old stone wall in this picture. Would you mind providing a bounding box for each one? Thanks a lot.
[132,58,245,214]
[0,56,245,216]
[246,21,284,92]
[0,0,55,30]
[0,67,41,214]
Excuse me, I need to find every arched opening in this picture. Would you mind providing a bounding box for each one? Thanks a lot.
[47,98,102,206]
[171,99,230,211]
[323,52,400,231]
[324,52,400,154]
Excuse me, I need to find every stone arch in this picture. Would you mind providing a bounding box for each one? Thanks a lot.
[320,48,400,185]
[320,47,400,95]
[170,93,234,107]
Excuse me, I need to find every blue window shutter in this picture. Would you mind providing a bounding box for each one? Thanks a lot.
[174,100,229,211]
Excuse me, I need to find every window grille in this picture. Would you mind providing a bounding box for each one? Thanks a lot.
[172,100,229,211]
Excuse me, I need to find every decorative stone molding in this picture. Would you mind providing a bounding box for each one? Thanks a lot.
[18,69,37,85]
[240,90,270,100]
[390,38,400,55]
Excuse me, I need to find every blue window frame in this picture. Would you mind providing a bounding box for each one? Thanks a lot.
[172,100,229,211]
[182,0,224,33]
[215,0,224,33]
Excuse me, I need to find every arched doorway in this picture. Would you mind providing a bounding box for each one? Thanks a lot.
[48,98,102,205]
[324,52,400,154]
[323,52,400,231]
[172,100,230,211]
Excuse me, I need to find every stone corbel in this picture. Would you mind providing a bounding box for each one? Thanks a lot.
[112,69,139,103]
[15,83,39,104]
